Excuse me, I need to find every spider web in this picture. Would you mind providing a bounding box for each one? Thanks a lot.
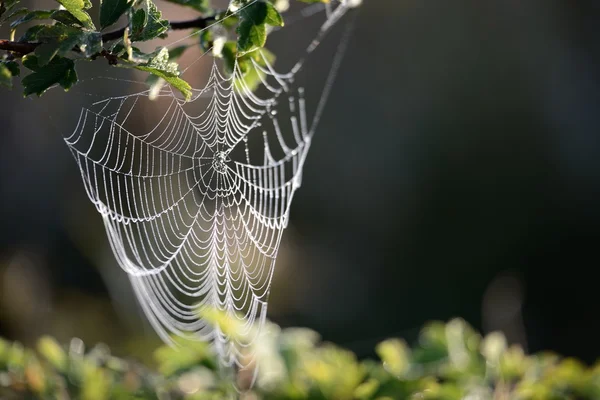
[63,0,355,369]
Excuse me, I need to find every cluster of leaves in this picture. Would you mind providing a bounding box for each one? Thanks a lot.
[2,315,600,399]
[0,0,324,99]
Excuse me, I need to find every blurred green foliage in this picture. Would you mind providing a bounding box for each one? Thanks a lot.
[2,315,600,399]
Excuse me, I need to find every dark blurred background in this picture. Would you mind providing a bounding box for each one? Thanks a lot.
[2,0,600,365]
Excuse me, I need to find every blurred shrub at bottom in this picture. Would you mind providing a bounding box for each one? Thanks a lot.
[1,314,599,400]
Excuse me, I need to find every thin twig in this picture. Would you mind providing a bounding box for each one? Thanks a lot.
[0,14,217,56]
[0,39,37,54]
[101,15,216,42]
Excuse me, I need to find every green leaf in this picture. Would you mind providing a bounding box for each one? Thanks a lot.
[18,24,45,42]
[0,0,20,21]
[0,62,14,88]
[218,39,276,93]
[199,29,213,52]
[123,47,191,100]
[22,54,77,96]
[237,2,267,54]
[6,342,25,370]
[376,339,411,377]
[236,47,275,92]
[154,338,215,377]
[220,40,237,74]
[236,1,283,55]
[237,17,265,54]
[33,25,85,65]
[140,46,177,74]
[81,361,112,400]
[130,8,144,33]
[14,18,101,66]
[78,30,102,56]
[135,66,191,101]
[2,60,19,76]
[145,45,187,99]
[51,9,85,26]
[354,378,380,400]
[265,1,284,27]
[33,25,101,65]
[100,0,133,28]
[198,308,260,345]
[36,336,67,371]
[128,0,168,42]
[140,0,168,39]
[4,0,20,9]
[54,0,95,29]
[9,10,53,29]
[0,6,27,24]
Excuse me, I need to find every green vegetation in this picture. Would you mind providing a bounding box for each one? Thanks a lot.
[1,316,599,399]
[0,0,326,99]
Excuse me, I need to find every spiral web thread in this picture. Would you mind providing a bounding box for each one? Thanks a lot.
[64,0,353,368]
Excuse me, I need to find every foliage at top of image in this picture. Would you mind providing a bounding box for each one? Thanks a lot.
[0,0,326,100]
[1,313,600,400]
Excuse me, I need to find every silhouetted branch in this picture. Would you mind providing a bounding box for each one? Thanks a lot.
[0,14,217,56]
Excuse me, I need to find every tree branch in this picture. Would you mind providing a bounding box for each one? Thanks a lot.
[0,14,217,55]
[101,15,216,42]
[0,39,37,54]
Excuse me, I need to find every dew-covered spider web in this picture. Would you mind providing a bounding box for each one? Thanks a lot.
[63,0,357,370]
